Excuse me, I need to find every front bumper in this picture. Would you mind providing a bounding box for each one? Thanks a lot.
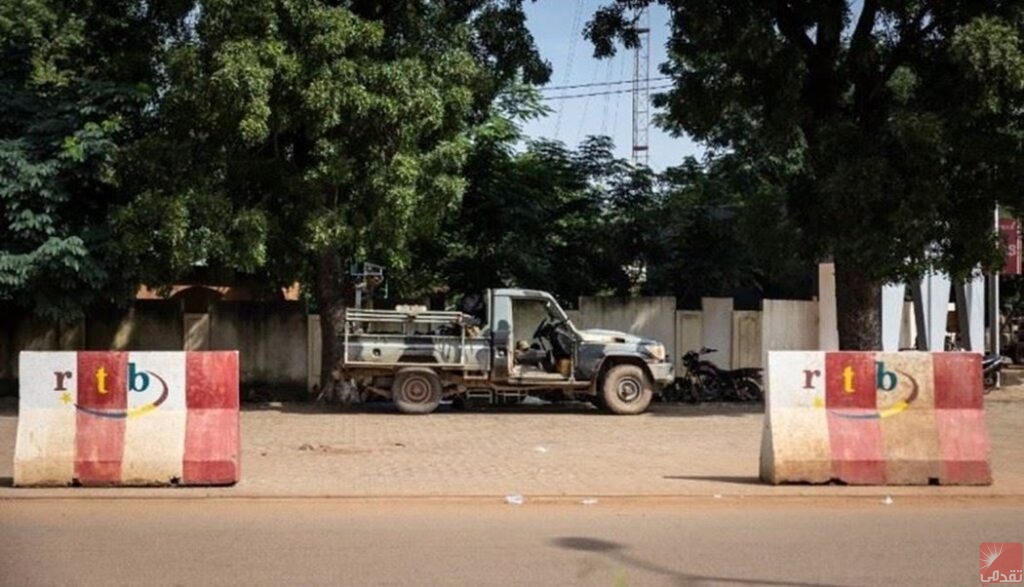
[648,361,675,386]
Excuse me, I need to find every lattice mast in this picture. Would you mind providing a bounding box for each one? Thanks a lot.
[631,5,651,167]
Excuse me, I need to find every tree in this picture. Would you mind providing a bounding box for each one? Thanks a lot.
[0,0,189,320]
[406,80,655,307]
[644,158,763,306]
[431,131,643,305]
[588,1,1024,348]
[607,153,812,307]
[154,1,549,399]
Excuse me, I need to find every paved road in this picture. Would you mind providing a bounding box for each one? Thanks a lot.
[2,498,1021,586]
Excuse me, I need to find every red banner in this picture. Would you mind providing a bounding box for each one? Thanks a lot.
[1000,218,1020,275]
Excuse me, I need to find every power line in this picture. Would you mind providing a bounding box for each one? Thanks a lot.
[599,56,617,136]
[611,50,629,145]
[554,0,586,140]
[540,76,671,92]
[541,84,673,101]
[577,56,609,142]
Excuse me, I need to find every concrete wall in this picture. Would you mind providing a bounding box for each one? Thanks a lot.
[818,263,839,350]
[210,301,308,391]
[184,313,210,351]
[3,319,84,395]
[86,301,184,351]
[565,309,582,326]
[732,311,762,369]
[761,300,819,359]
[577,296,677,371]
[574,297,817,372]
[881,283,907,351]
[4,300,313,397]
[675,311,702,366]
[3,295,826,396]
[701,298,733,368]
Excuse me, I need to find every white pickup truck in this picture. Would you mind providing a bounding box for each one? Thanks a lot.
[340,288,673,414]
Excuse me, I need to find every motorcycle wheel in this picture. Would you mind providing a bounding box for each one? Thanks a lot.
[736,379,764,402]
[983,373,997,393]
[675,378,699,403]
[697,377,724,402]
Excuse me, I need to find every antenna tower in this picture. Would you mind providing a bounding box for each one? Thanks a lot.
[631,5,651,167]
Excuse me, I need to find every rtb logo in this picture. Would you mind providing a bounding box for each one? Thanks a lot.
[802,360,919,419]
[52,361,169,419]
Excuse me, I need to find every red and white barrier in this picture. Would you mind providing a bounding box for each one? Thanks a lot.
[14,351,239,486]
[760,351,991,485]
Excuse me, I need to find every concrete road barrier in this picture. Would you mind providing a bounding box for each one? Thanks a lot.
[14,351,239,487]
[760,351,991,485]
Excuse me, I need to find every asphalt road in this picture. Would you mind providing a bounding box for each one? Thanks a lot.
[1,498,1020,586]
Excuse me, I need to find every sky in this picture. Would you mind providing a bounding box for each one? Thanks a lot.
[521,0,705,171]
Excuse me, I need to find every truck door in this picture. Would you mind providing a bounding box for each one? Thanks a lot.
[489,292,513,382]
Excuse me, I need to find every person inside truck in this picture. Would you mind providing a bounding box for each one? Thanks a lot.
[514,339,547,368]
[512,299,574,374]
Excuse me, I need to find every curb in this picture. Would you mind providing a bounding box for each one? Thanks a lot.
[3,492,1024,507]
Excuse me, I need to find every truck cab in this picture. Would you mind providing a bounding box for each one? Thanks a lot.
[341,288,674,414]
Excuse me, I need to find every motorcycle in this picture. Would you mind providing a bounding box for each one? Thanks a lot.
[672,347,764,403]
[983,353,1004,393]
[944,338,1005,393]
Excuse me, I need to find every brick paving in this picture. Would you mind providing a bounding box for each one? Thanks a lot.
[1,390,1023,499]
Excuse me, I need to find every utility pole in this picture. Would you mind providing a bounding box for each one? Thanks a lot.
[631,5,650,167]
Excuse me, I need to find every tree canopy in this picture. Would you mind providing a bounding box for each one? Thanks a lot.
[145,0,551,396]
[6,0,1024,384]
[0,0,191,320]
[589,0,1024,348]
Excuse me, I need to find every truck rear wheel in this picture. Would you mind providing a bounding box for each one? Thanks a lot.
[601,364,653,415]
[392,368,442,414]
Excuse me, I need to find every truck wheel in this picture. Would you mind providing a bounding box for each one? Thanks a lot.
[601,364,653,415]
[392,368,442,414]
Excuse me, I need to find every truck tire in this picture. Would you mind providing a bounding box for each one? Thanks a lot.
[601,364,653,415]
[392,368,442,414]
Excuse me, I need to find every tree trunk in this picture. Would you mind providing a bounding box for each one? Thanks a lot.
[314,249,357,403]
[834,260,882,350]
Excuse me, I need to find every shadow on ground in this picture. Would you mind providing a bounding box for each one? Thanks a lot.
[550,536,841,586]
[662,475,764,486]
[242,400,763,418]
[243,401,600,416]
[650,402,762,418]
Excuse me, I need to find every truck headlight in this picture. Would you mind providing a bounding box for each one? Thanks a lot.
[641,343,666,361]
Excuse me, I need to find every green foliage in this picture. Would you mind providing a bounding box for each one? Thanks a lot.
[148,0,550,302]
[589,0,1024,346]
[400,81,656,307]
[0,0,189,320]
[643,156,804,306]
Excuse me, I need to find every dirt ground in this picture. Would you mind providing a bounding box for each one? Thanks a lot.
[1,384,1023,499]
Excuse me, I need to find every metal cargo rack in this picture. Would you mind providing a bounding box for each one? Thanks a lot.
[345,309,470,332]
[343,308,476,370]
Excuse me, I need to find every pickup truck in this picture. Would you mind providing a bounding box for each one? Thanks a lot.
[340,288,674,414]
